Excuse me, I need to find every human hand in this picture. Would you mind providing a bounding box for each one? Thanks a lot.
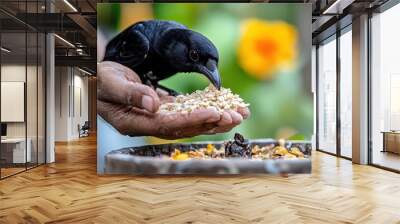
[97,61,250,139]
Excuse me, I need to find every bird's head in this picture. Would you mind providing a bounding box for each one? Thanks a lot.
[158,29,221,89]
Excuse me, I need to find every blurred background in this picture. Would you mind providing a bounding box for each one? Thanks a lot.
[97,3,312,143]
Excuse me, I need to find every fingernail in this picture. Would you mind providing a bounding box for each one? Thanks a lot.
[141,95,154,112]
[206,109,221,123]
[232,111,243,123]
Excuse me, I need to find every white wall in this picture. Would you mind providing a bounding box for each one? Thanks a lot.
[1,65,40,138]
[1,65,26,135]
[54,67,89,141]
[1,64,46,164]
[55,66,69,141]
[72,73,89,138]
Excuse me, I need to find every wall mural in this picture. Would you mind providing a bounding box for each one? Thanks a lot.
[97,3,312,175]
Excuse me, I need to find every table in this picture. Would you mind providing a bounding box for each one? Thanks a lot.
[1,138,31,163]
[382,131,400,154]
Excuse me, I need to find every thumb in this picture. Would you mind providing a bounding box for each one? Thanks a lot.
[98,62,160,113]
[122,82,160,113]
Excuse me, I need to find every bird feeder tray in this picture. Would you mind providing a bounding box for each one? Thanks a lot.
[104,139,312,175]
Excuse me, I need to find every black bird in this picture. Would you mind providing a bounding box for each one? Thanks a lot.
[103,20,221,96]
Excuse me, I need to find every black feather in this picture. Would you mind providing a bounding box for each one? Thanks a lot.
[103,20,221,95]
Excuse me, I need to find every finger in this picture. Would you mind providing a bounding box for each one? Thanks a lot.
[237,107,250,119]
[208,111,242,134]
[130,106,157,117]
[124,82,160,112]
[217,111,233,126]
[100,61,142,82]
[98,99,208,138]
[98,63,160,112]
[159,95,175,104]
[111,81,160,113]
[158,108,220,131]
[156,88,170,96]
[227,110,243,125]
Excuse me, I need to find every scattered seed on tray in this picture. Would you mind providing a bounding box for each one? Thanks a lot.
[169,133,305,161]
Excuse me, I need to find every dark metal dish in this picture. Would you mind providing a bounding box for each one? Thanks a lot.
[104,139,312,175]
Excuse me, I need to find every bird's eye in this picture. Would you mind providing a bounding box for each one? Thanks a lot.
[189,50,199,62]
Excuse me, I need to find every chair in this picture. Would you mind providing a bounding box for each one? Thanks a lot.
[78,121,90,138]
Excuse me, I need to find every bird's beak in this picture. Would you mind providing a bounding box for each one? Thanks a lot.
[199,59,221,90]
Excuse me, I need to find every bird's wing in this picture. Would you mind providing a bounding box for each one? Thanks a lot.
[160,20,187,30]
[104,28,150,68]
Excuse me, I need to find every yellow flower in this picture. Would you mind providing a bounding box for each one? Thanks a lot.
[238,19,298,80]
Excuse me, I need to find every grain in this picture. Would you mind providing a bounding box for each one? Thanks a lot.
[158,84,249,114]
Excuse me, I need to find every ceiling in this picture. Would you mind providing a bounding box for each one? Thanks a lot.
[0,0,97,73]
[311,0,390,43]
[0,0,394,73]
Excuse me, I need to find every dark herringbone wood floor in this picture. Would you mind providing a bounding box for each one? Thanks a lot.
[1,135,400,224]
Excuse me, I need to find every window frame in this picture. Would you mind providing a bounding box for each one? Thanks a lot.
[0,0,47,180]
[315,23,353,160]
[367,0,400,173]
